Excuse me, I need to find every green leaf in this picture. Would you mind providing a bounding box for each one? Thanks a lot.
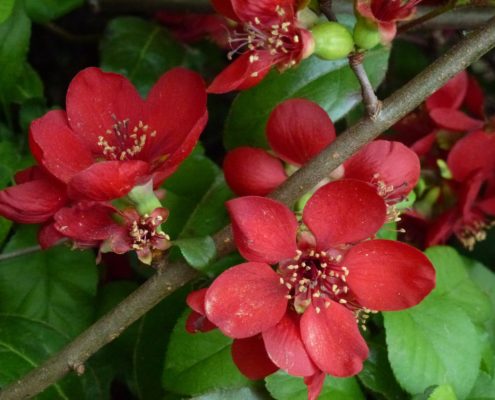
[428,385,458,400]
[162,152,233,240]
[101,17,185,96]
[0,217,12,246]
[0,0,14,23]
[224,47,390,149]
[191,387,268,400]
[425,246,493,324]
[468,372,495,400]
[163,311,249,395]
[25,0,82,22]
[0,226,98,337]
[384,298,482,399]
[0,0,31,104]
[9,63,44,104]
[358,335,406,400]
[0,315,104,399]
[265,370,364,400]
[174,236,216,270]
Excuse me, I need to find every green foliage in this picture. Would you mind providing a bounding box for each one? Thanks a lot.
[0,0,14,24]
[224,46,389,149]
[101,17,185,96]
[163,312,249,396]
[0,315,104,399]
[0,0,31,106]
[25,0,82,22]
[174,236,217,270]
[265,371,364,400]
[0,226,98,337]
[191,387,268,400]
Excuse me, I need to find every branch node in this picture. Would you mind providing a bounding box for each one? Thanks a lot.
[68,362,85,376]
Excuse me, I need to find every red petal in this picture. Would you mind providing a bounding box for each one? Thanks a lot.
[345,239,436,311]
[211,0,239,21]
[378,22,397,44]
[38,222,65,249]
[465,76,485,118]
[267,99,335,166]
[300,303,368,377]
[304,372,326,400]
[232,335,279,379]
[223,147,287,196]
[66,67,144,155]
[185,311,217,333]
[410,131,437,156]
[262,311,317,376]
[303,180,387,249]
[68,160,149,201]
[426,210,458,247]
[208,51,273,94]
[0,175,67,224]
[344,140,420,199]
[232,0,293,23]
[186,288,208,315]
[447,131,495,181]
[205,262,288,338]
[429,108,484,132]
[143,68,207,170]
[426,71,468,111]
[29,110,93,183]
[227,196,298,264]
[54,202,116,242]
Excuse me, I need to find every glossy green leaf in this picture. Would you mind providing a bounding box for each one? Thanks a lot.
[425,246,492,324]
[468,372,495,400]
[9,63,44,104]
[190,387,268,400]
[384,298,482,399]
[174,236,216,270]
[0,0,14,23]
[0,226,98,337]
[25,0,82,22]
[0,315,104,399]
[224,46,389,149]
[101,17,185,96]
[358,336,406,400]
[265,370,364,400]
[163,312,248,395]
[428,385,458,400]
[0,0,31,103]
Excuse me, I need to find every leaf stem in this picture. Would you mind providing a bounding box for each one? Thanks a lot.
[2,15,495,400]
[0,245,42,262]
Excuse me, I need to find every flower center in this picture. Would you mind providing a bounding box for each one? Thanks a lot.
[227,6,301,75]
[97,115,157,161]
[129,213,169,251]
[457,218,494,250]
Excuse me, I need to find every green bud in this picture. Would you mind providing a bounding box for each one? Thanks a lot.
[353,18,381,50]
[310,22,354,60]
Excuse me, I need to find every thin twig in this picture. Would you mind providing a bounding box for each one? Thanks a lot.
[2,15,495,400]
[398,1,457,33]
[319,0,337,22]
[348,52,382,119]
[42,23,99,43]
[0,245,42,262]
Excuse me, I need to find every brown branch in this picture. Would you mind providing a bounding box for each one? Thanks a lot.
[2,15,495,400]
[319,0,337,22]
[398,1,457,33]
[348,52,382,119]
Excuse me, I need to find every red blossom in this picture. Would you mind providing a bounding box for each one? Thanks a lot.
[29,67,207,201]
[208,0,314,93]
[187,179,435,398]
[355,0,422,43]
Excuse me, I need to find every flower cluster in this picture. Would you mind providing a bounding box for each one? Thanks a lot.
[0,67,208,263]
[394,70,495,250]
[187,179,435,399]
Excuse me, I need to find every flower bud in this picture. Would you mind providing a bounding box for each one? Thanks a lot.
[310,22,354,60]
[353,18,381,50]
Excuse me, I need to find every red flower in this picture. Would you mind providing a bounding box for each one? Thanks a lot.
[29,67,207,201]
[224,99,336,196]
[155,12,230,48]
[427,131,495,248]
[187,179,435,399]
[208,0,314,93]
[355,0,422,43]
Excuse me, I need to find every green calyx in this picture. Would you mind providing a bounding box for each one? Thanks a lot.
[127,180,162,216]
[310,21,354,60]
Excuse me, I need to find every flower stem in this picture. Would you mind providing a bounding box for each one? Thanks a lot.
[398,1,458,33]
[3,14,495,400]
